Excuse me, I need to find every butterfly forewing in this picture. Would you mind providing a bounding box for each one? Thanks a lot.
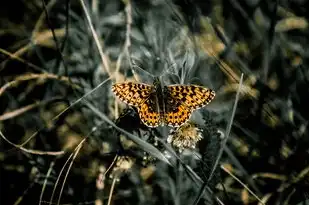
[112,82,154,107]
[166,85,215,109]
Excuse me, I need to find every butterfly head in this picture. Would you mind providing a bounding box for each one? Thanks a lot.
[153,77,162,91]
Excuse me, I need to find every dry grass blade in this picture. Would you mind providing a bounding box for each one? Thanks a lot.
[0,29,65,70]
[48,138,87,205]
[277,166,309,192]
[39,161,55,205]
[212,73,243,177]
[221,165,265,205]
[115,0,132,76]
[275,17,308,32]
[33,0,59,35]
[0,73,73,97]
[56,139,86,205]
[107,178,117,205]
[0,97,65,121]
[0,102,40,121]
[0,48,43,72]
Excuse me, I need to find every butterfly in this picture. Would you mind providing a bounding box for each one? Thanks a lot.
[112,78,215,128]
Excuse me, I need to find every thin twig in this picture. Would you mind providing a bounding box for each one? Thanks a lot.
[103,154,119,177]
[0,48,44,72]
[79,0,111,76]
[107,178,117,205]
[0,130,64,156]
[40,0,68,74]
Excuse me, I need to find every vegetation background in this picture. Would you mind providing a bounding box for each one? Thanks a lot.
[0,0,308,204]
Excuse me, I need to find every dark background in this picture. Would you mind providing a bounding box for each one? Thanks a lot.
[0,0,309,204]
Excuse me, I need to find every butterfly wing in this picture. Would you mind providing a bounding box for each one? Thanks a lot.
[112,82,154,107]
[137,92,162,127]
[166,85,215,110]
[163,89,193,127]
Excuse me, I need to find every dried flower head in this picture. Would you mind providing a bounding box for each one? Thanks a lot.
[167,122,203,152]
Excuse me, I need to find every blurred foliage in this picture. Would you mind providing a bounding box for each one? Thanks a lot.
[1,0,309,204]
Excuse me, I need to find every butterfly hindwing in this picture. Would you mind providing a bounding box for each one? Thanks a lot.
[166,85,215,109]
[112,82,154,107]
[163,88,192,127]
[138,92,162,127]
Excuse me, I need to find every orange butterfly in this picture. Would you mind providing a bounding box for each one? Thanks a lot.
[112,78,215,127]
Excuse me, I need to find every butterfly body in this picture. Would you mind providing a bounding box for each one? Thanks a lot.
[112,78,215,128]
